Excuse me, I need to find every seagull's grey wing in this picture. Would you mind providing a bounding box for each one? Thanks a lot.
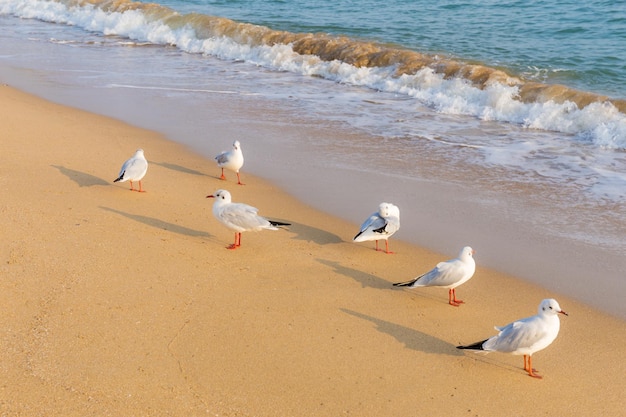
[485,317,545,353]
[221,203,270,230]
[215,150,231,165]
[359,213,385,233]
[117,157,133,179]
[354,213,387,241]
[124,157,148,179]
[415,259,465,287]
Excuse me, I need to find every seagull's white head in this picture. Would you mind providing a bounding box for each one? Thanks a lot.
[135,148,145,156]
[206,189,232,203]
[378,202,399,219]
[233,140,241,151]
[539,298,568,317]
[459,246,475,260]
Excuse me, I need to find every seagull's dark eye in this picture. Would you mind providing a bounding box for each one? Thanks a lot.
[549,306,553,309]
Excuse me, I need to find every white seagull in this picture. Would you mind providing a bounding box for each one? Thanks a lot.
[353,202,400,254]
[206,189,290,249]
[215,140,244,185]
[113,148,148,192]
[457,298,568,378]
[393,246,475,306]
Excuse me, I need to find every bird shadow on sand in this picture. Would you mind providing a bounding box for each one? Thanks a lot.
[317,259,391,289]
[52,165,109,187]
[100,206,211,238]
[341,308,463,356]
[286,222,344,245]
[151,161,208,177]
[391,285,458,307]
[457,350,528,377]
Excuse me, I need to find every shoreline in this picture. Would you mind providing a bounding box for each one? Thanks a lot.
[2,59,623,320]
[1,84,624,416]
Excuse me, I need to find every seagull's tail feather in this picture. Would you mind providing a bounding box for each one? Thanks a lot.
[269,220,291,227]
[456,339,489,351]
[393,271,428,287]
[113,171,125,183]
[392,278,418,287]
[353,230,364,241]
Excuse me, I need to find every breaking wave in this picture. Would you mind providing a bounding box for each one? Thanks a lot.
[2,0,626,149]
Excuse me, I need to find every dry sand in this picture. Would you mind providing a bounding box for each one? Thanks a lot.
[1,84,624,416]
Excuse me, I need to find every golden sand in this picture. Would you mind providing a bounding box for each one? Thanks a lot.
[1,85,624,416]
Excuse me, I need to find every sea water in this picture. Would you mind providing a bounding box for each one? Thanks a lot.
[1,0,625,317]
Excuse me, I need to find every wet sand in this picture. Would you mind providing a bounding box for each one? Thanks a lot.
[1,84,624,416]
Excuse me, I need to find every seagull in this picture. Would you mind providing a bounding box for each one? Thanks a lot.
[206,189,290,249]
[393,246,475,306]
[113,148,148,192]
[215,140,244,185]
[457,298,568,378]
[353,202,400,253]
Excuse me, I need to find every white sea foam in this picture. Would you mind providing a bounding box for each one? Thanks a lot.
[3,0,625,152]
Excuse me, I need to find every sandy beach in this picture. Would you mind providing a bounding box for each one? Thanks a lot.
[1,84,624,416]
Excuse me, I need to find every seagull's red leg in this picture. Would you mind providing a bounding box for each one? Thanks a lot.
[449,288,464,306]
[524,355,542,379]
[448,289,456,306]
[129,180,135,191]
[220,168,226,180]
[374,240,380,252]
[236,172,245,185]
[227,232,241,250]
[384,240,394,254]
[138,180,145,193]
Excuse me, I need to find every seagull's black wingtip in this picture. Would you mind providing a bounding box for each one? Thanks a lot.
[456,339,488,351]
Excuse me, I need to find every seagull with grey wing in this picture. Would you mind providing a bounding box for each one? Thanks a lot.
[215,140,244,185]
[393,246,475,306]
[457,298,568,378]
[113,148,148,192]
[353,202,400,254]
[206,189,290,249]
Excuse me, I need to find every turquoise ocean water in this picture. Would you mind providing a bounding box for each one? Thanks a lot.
[1,0,625,316]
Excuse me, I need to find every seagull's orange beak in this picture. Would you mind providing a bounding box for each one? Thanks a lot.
[206,195,215,199]
[559,310,568,316]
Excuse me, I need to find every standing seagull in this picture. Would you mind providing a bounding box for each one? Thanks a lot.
[353,202,400,254]
[215,140,244,185]
[206,189,290,249]
[393,246,475,306]
[113,148,148,192]
[457,298,568,378]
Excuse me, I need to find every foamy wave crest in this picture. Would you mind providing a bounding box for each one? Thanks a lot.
[3,0,626,149]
